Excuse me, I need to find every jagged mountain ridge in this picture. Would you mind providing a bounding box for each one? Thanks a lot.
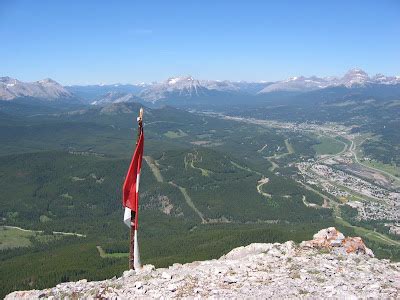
[258,68,400,94]
[0,77,74,101]
[2,69,399,104]
[6,228,399,299]
[90,91,142,105]
[138,76,277,102]
[138,76,210,103]
[136,69,400,102]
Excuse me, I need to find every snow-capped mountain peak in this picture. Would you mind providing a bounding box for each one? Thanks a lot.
[372,73,400,85]
[1,77,18,88]
[345,68,367,75]
[341,68,370,87]
[258,68,400,94]
[286,76,299,82]
[167,76,194,85]
[138,75,267,102]
[3,69,399,103]
[259,75,331,93]
[0,77,73,101]
[38,78,60,85]
[0,76,16,83]
[139,75,208,102]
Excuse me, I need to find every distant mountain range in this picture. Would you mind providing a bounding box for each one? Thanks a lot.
[259,69,400,93]
[139,76,209,103]
[0,77,74,101]
[65,83,149,101]
[90,92,141,106]
[1,69,399,106]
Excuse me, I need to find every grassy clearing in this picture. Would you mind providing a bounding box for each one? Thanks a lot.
[313,136,345,155]
[144,156,164,182]
[353,133,375,146]
[190,161,212,176]
[285,139,294,154]
[0,227,34,250]
[39,215,52,223]
[0,226,77,250]
[230,160,262,176]
[169,182,206,223]
[361,160,400,178]
[164,129,188,139]
[351,134,400,184]
[96,246,128,258]
[335,217,400,247]
[267,157,279,171]
[60,193,73,200]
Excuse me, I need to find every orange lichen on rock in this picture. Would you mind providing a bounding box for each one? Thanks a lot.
[301,227,374,257]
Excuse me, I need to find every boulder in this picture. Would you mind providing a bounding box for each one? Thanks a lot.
[301,227,374,257]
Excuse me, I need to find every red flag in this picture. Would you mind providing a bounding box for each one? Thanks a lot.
[123,129,144,228]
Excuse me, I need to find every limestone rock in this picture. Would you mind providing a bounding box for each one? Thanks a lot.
[161,272,172,280]
[122,269,135,278]
[301,227,374,257]
[6,228,399,299]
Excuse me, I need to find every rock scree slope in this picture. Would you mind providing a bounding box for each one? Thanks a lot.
[6,228,400,299]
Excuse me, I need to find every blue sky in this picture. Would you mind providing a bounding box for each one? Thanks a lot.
[1,0,399,85]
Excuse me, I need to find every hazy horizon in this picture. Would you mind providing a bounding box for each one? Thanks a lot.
[2,67,399,87]
[1,0,399,85]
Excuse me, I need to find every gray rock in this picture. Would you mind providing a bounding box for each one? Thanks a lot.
[161,272,172,280]
[5,228,399,299]
[223,276,238,284]
[167,284,177,292]
[122,269,135,278]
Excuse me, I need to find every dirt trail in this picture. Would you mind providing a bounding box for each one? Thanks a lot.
[144,155,210,224]
[230,161,263,176]
[185,152,212,176]
[257,177,271,198]
[302,195,321,208]
[169,182,206,223]
[2,226,86,237]
[266,157,279,171]
[284,139,294,154]
[257,144,268,153]
[144,156,164,183]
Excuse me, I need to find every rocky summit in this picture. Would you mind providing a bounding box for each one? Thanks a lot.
[6,228,400,299]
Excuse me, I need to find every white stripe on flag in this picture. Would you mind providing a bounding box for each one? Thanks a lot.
[123,207,131,228]
[136,173,141,193]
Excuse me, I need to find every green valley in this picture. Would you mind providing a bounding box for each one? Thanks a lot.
[0,101,399,298]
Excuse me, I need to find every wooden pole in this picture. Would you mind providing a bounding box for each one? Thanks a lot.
[129,108,143,270]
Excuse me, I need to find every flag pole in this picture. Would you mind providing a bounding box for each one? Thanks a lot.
[129,108,143,270]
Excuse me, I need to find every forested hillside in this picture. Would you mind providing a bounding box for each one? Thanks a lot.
[0,101,398,298]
